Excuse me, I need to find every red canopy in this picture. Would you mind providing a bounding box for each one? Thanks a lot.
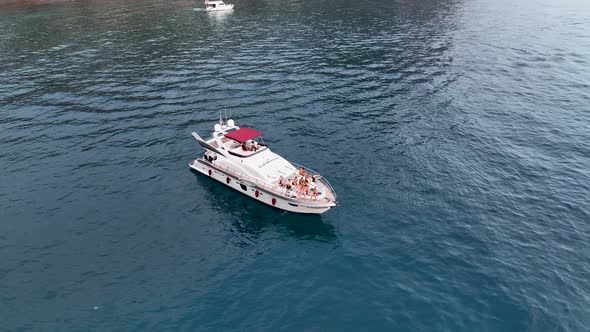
[224,127,262,143]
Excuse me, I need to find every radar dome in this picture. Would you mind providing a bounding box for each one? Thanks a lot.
[214,124,222,132]
[227,119,235,127]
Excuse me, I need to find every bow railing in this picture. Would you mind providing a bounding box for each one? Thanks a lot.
[290,162,337,200]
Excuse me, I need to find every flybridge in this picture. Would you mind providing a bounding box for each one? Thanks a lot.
[192,119,266,159]
[224,127,262,143]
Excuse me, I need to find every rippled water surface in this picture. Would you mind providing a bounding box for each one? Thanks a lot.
[1,0,590,330]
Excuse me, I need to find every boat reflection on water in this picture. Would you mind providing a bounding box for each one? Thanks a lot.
[192,172,337,243]
[207,8,233,23]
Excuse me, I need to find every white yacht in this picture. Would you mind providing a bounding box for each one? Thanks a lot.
[204,0,234,11]
[189,119,337,214]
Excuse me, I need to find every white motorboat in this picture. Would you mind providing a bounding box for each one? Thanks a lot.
[204,0,234,11]
[189,119,337,214]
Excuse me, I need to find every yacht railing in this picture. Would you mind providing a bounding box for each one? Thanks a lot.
[290,162,337,200]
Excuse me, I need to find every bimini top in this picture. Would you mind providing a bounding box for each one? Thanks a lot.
[224,127,262,143]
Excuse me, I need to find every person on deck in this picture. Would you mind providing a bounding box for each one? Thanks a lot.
[302,183,309,196]
[299,167,306,177]
[278,175,284,187]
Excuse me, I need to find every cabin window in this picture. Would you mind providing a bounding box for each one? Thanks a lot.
[240,184,247,191]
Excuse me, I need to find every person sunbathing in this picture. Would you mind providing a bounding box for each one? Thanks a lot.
[301,184,309,196]
[299,167,306,176]
[278,175,284,187]
[298,176,305,187]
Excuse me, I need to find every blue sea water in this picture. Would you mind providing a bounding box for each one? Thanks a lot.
[1,0,590,330]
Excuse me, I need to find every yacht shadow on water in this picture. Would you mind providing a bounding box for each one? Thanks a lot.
[191,171,337,243]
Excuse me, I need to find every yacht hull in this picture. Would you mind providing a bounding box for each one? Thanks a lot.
[205,5,234,11]
[190,159,334,214]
